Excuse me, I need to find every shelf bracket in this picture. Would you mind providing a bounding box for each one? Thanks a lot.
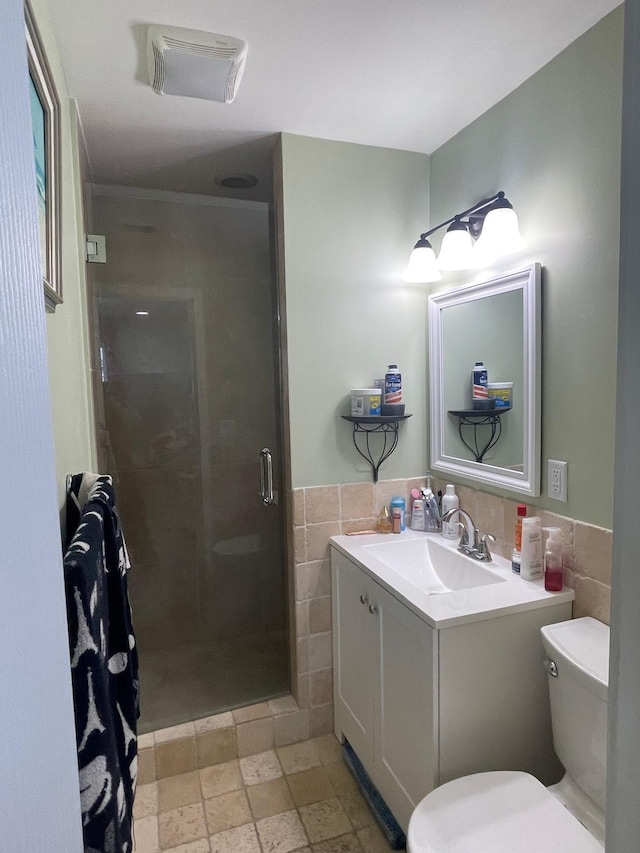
[342,415,411,482]
[447,409,509,464]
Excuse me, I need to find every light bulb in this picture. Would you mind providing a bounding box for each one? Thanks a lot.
[437,224,475,270]
[474,206,524,263]
[402,238,442,283]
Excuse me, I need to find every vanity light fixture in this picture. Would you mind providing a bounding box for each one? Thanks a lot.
[436,219,475,271]
[402,191,524,283]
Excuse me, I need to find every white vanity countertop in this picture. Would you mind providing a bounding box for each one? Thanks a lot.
[330,529,574,629]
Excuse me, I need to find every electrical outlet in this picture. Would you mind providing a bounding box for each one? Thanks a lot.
[548,459,568,502]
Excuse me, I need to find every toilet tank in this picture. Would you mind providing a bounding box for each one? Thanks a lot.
[541,617,609,812]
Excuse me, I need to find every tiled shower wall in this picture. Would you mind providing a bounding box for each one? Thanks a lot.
[292,477,613,730]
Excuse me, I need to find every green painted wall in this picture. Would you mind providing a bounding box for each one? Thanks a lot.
[429,8,623,527]
[280,134,430,488]
[32,0,98,506]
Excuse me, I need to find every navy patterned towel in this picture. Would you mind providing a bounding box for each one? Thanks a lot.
[64,473,139,853]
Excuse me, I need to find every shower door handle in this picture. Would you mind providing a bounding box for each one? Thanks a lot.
[260,447,275,505]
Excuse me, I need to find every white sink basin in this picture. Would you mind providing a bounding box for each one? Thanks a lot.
[363,536,506,593]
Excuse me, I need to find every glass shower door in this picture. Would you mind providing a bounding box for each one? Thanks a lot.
[89,189,288,733]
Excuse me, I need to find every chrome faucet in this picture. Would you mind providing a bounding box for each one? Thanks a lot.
[441,508,495,562]
[442,508,477,551]
[476,533,496,562]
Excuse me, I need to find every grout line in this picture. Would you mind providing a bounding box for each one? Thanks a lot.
[136,734,394,851]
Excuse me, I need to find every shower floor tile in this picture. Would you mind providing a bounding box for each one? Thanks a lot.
[138,633,289,734]
[132,735,400,852]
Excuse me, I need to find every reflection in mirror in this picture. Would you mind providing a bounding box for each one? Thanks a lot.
[442,289,523,467]
[429,264,541,496]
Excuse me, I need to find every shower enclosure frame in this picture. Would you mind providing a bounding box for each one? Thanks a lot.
[84,184,296,728]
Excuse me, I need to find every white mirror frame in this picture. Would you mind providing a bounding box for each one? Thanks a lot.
[429,263,541,496]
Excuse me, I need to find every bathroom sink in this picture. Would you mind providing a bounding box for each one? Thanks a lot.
[363,536,506,593]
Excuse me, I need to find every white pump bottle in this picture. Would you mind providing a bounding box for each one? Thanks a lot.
[520,516,543,581]
[441,485,459,540]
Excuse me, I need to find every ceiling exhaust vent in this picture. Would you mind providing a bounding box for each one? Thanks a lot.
[146,25,247,103]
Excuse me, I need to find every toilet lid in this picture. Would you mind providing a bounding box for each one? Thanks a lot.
[407,771,603,853]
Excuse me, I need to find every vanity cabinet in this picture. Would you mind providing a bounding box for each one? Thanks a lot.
[331,545,572,832]
[332,549,437,814]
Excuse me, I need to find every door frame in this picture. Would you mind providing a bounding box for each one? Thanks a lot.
[0,0,82,847]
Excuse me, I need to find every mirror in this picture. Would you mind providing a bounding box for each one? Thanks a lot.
[429,263,541,496]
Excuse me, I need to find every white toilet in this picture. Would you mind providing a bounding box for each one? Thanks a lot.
[407,617,609,852]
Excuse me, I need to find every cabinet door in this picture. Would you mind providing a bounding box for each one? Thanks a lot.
[373,584,437,831]
[332,550,375,763]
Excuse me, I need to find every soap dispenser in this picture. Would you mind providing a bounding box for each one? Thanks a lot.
[543,527,564,591]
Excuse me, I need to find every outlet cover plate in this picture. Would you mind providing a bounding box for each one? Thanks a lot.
[548,459,568,502]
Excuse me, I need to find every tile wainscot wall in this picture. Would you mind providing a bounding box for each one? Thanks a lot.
[292,477,613,732]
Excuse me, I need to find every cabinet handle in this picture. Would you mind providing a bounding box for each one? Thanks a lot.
[368,604,377,615]
[360,594,368,605]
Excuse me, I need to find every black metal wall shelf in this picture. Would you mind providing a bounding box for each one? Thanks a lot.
[447,407,511,464]
[342,415,412,482]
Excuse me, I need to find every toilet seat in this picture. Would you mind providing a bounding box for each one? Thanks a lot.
[407,771,603,852]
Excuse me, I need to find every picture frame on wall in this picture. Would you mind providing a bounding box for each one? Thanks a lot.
[25,0,62,312]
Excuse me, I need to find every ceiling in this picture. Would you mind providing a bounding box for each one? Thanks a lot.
[49,0,621,203]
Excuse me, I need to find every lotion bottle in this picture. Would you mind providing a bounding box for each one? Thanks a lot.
[543,527,564,591]
[520,516,543,581]
[409,489,426,531]
[441,485,459,540]
[511,503,527,574]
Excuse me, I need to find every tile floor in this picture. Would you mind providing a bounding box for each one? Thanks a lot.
[133,734,400,852]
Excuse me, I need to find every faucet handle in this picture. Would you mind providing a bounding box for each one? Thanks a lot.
[478,533,496,562]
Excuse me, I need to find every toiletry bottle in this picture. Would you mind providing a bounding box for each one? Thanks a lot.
[376,506,393,534]
[472,361,488,400]
[441,485,459,540]
[512,503,527,574]
[384,364,402,404]
[390,496,406,532]
[410,490,426,531]
[511,548,521,575]
[392,507,402,534]
[520,516,543,581]
[514,504,527,551]
[543,527,564,591]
